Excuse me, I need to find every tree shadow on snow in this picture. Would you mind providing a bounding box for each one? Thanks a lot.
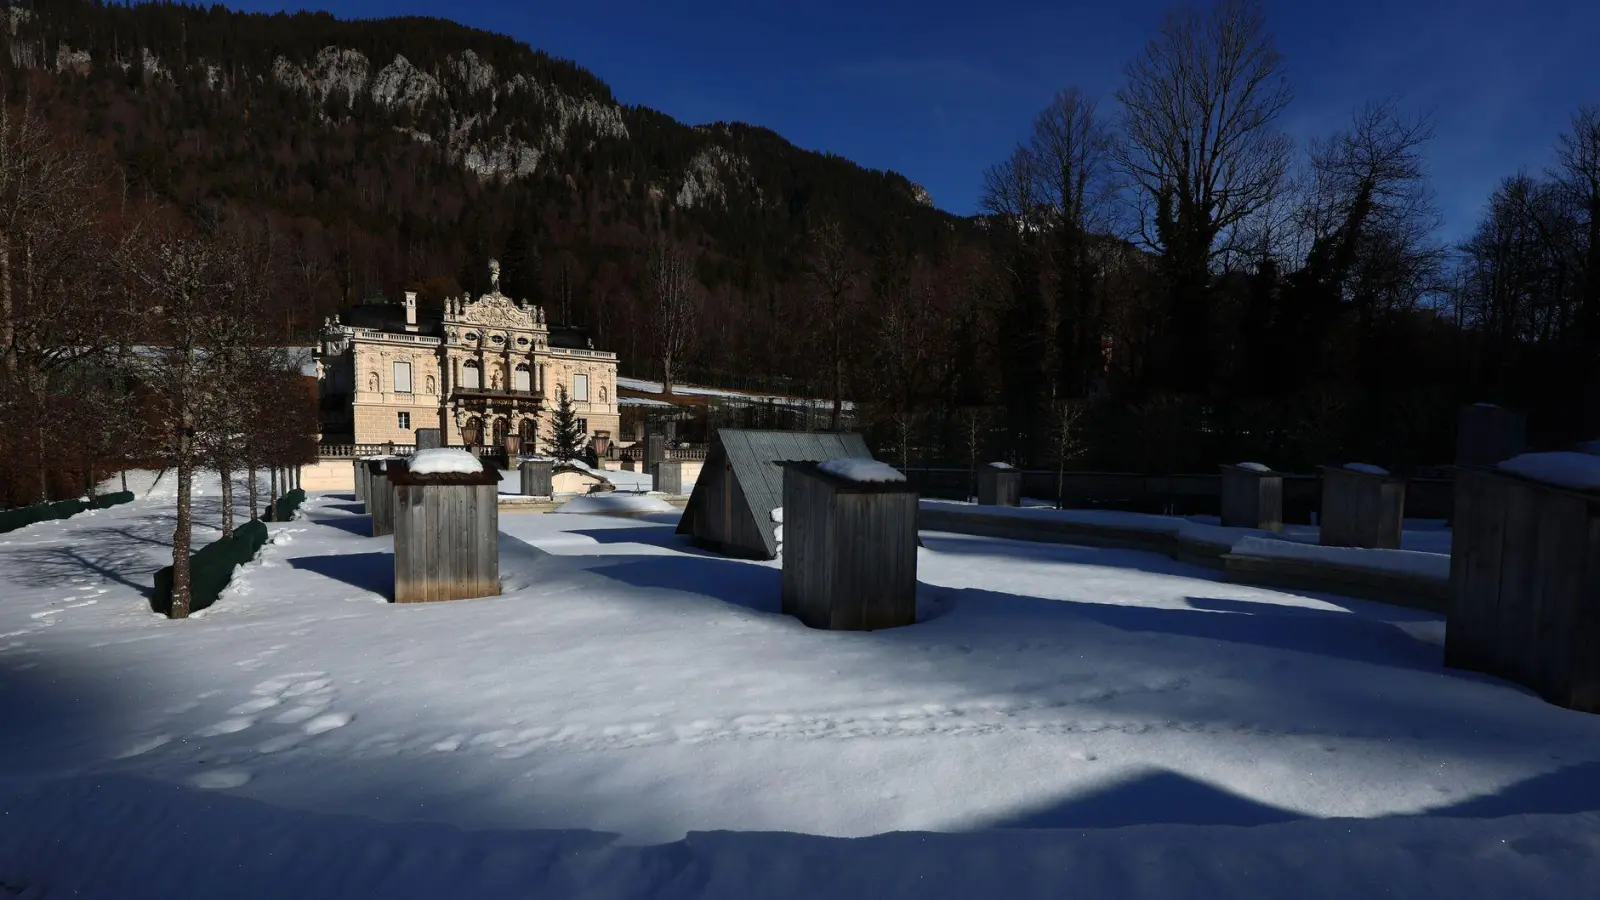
[286,551,393,599]
[585,554,781,615]
[568,523,737,559]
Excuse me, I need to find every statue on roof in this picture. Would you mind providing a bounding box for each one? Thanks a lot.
[488,258,501,293]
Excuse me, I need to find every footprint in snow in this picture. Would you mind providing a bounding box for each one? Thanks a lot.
[228,696,282,715]
[195,717,255,737]
[303,712,353,735]
[189,768,252,790]
[113,734,173,760]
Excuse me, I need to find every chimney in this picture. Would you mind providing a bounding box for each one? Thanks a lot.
[404,291,418,332]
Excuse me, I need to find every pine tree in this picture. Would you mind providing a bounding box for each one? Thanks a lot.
[547,385,587,462]
[499,218,543,304]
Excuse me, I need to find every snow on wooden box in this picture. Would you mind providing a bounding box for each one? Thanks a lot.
[389,462,500,605]
[1456,403,1527,467]
[779,461,918,631]
[520,458,554,498]
[1446,464,1600,713]
[366,457,409,537]
[1220,463,1283,532]
[654,459,689,496]
[1319,464,1406,550]
[977,462,1022,507]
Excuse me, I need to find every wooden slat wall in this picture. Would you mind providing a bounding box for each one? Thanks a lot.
[520,460,553,497]
[393,482,500,604]
[1220,467,1283,532]
[1445,466,1600,713]
[354,459,367,504]
[781,466,917,631]
[977,468,1022,507]
[1320,468,1405,549]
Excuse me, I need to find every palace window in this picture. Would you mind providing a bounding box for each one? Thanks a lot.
[393,361,412,394]
[398,412,411,430]
[513,363,531,392]
[576,418,589,436]
[572,372,589,402]
[462,360,482,390]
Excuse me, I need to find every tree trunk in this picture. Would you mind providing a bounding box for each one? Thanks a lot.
[269,466,279,520]
[219,462,234,538]
[830,327,843,431]
[34,411,47,504]
[247,462,259,520]
[170,455,194,619]
[120,469,128,493]
[0,238,13,379]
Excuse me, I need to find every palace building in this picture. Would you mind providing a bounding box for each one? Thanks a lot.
[313,260,619,455]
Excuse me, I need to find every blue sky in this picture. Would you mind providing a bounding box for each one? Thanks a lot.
[224,0,1599,243]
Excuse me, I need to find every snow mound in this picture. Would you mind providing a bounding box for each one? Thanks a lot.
[361,454,402,462]
[1235,462,1273,472]
[818,458,905,484]
[1574,439,1600,457]
[1498,452,1600,491]
[1343,463,1390,476]
[986,462,1015,470]
[408,448,484,476]
[771,507,783,524]
[553,494,677,516]
[1232,536,1449,581]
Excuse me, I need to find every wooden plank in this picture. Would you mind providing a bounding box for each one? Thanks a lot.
[1220,466,1283,531]
[1447,468,1506,673]
[1528,491,1585,704]
[1492,478,1540,688]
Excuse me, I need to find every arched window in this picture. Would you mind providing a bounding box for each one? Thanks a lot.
[425,375,436,394]
[367,373,379,393]
[519,417,538,443]
[492,417,509,446]
[513,364,531,392]
[462,360,481,390]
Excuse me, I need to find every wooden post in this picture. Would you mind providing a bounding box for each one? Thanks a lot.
[367,457,408,537]
[1446,466,1600,712]
[1319,465,1406,549]
[1456,404,1527,467]
[520,458,554,498]
[414,427,443,451]
[779,462,918,631]
[976,463,1022,507]
[655,459,687,496]
[353,458,367,505]
[1220,464,1283,532]
[391,461,501,604]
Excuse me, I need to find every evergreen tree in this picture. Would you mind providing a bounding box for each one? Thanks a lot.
[547,385,587,462]
[499,218,543,304]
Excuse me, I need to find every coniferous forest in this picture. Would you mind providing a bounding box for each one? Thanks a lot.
[2,0,1598,509]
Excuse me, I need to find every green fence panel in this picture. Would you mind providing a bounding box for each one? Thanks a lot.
[149,522,270,617]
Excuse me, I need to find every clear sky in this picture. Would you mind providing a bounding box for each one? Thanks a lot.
[222,0,1599,244]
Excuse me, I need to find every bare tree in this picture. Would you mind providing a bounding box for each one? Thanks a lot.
[119,221,237,619]
[1045,397,1086,508]
[0,93,120,502]
[1028,88,1114,397]
[648,238,697,396]
[803,215,861,430]
[1553,106,1600,341]
[1115,0,1293,383]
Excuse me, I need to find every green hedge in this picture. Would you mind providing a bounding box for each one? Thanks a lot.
[150,519,271,617]
[269,488,307,523]
[0,491,135,535]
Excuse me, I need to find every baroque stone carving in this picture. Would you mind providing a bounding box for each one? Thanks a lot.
[458,292,535,330]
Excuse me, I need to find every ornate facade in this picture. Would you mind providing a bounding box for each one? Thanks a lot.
[314,261,619,452]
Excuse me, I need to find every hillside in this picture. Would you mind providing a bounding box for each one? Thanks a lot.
[2,0,966,383]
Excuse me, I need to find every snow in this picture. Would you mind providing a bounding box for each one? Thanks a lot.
[1343,463,1390,476]
[616,376,853,411]
[1499,452,1600,491]
[1235,462,1273,472]
[1577,440,1600,456]
[1230,536,1451,581]
[987,461,1015,470]
[553,494,679,516]
[4,471,1600,898]
[817,458,907,484]
[407,448,485,475]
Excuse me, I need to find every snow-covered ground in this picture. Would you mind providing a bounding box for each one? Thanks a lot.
[3,472,1600,898]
